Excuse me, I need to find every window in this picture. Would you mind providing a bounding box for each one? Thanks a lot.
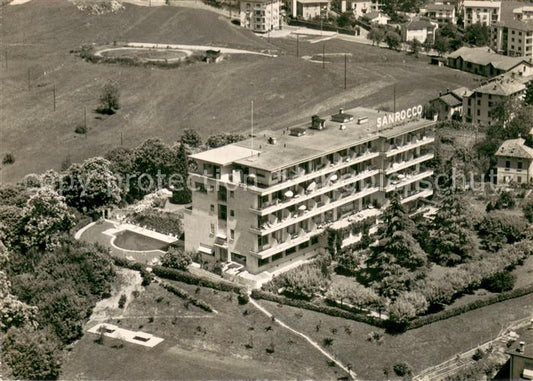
[210,223,215,234]
[518,161,523,169]
[286,246,297,255]
[477,109,480,116]
[210,204,215,213]
[517,176,522,183]
[272,253,283,262]
[311,236,319,245]
[230,209,235,217]
[258,258,269,267]
[506,160,511,168]
[230,229,235,240]
[230,191,235,198]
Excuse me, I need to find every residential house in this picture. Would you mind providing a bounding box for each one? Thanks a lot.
[294,0,330,20]
[365,10,390,24]
[401,18,438,43]
[344,0,382,18]
[463,0,501,27]
[240,0,281,32]
[429,87,471,120]
[495,137,533,184]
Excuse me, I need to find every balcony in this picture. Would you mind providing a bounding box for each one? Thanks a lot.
[249,186,380,236]
[401,189,433,204]
[246,150,380,195]
[385,153,434,175]
[250,168,380,216]
[385,135,435,158]
[250,225,324,259]
[385,170,433,192]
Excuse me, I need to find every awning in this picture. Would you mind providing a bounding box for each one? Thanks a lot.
[523,368,533,380]
[198,246,213,255]
[307,182,316,192]
[284,190,294,198]
[298,205,307,211]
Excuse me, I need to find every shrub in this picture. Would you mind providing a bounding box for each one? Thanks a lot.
[74,126,86,134]
[523,200,533,223]
[263,263,330,300]
[161,248,191,271]
[140,268,153,286]
[472,348,484,361]
[118,294,127,309]
[238,292,250,305]
[97,80,120,115]
[160,282,213,312]
[481,271,515,293]
[131,210,182,237]
[2,153,15,165]
[393,362,412,377]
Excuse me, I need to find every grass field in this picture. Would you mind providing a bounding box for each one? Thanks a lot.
[0,0,480,183]
[61,279,348,379]
[256,292,533,379]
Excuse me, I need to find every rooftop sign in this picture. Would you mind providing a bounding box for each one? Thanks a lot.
[377,105,423,129]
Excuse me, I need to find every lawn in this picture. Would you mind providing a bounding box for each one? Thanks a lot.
[1,0,479,183]
[256,292,533,379]
[61,278,348,379]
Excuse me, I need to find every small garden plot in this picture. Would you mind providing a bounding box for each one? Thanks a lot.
[113,229,171,252]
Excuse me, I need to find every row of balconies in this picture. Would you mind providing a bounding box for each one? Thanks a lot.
[250,167,380,215]
[249,185,380,236]
[384,134,435,157]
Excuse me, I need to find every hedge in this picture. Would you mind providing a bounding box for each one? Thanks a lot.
[159,282,213,312]
[251,289,385,327]
[408,283,533,330]
[111,256,244,293]
[287,19,357,35]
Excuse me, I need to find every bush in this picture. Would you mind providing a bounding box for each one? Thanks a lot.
[523,200,533,223]
[140,268,153,286]
[472,348,484,361]
[393,362,412,377]
[118,294,127,309]
[2,153,15,165]
[161,248,191,271]
[74,126,86,134]
[238,292,250,305]
[262,263,330,300]
[97,80,120,115]
[160,282,213,312]
[131,210,182,237]
[481,271,515,293]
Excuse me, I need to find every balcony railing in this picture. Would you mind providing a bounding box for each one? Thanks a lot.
[249,186,380,236]
[385,170,433,192]
[385,135,435,157]
[385,153,434,175]
[250,168,379,216]
[401,189,433,204]
[250,226,324,259]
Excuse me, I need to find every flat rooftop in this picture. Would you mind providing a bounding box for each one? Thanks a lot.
[191,106,435,172]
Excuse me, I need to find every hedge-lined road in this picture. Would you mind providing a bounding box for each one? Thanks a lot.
[414,316,533,380]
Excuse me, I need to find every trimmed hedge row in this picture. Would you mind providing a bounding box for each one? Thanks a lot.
[408,283,533,330]
[251,289,385,328]
[159,282,213,312]
[111,256,244,293]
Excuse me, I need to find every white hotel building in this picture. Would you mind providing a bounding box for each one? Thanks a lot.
[184,107,435,274]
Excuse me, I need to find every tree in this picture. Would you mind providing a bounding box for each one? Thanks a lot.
[481,271,515,292]
[523,200,533,223]
[366,195,427,298]
[336,13,351,28]
[525,81,533,105]
[98,80,120,114]
[170,143,192,204]
[367,27,385,46]
[434,35,449,56]
[180,129,202,148]
[385,31,401,50]
[60,157,122,213]
[464,23,489,46]
[161,247,192,271]
[2,327,62,380]
[21,188,75,251]
[427,193,476,266]
[409,38,421,57]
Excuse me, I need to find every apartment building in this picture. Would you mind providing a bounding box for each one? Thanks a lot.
[462,75,526,126]
[420,3,457,24]
[240,0,280,33]
[293,0,330,19]
[184,106,435,274]
[495,137,533,184]
[490,6,533,59]
[463,0,501,27]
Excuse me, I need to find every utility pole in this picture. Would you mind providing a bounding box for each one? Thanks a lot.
[393,85,396,114]
[53,85,56,112]
[322,43,325,69]
[344,54,347,89]
[251,100,254,155]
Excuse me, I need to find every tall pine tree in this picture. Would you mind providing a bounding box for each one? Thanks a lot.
[171,143,192,204]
